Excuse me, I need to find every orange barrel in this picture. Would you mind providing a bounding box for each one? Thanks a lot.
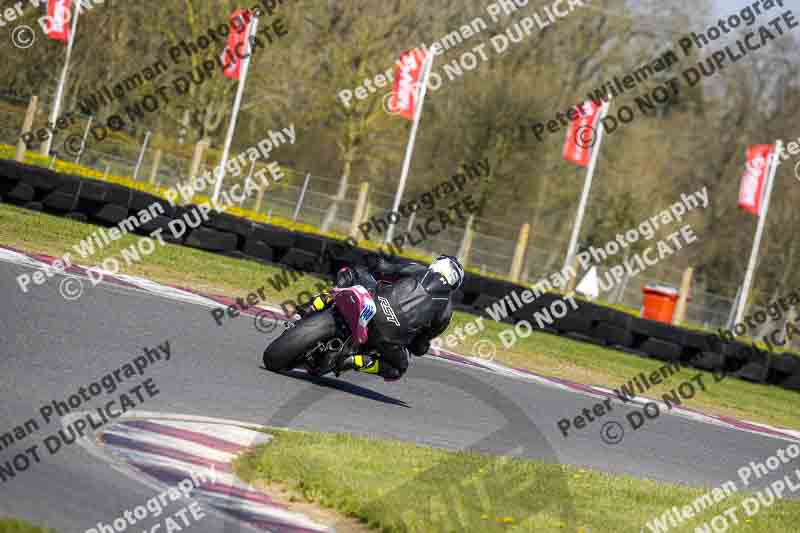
[641,283,680,323]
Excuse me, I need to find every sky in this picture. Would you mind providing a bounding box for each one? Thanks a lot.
[712,0,752,13]
[711,0,800,50]
[661,0,800,54]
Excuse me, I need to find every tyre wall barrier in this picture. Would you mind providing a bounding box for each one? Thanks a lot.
[1,162,799,393]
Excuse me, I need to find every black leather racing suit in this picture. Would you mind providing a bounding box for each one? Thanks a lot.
[335,259,453,379]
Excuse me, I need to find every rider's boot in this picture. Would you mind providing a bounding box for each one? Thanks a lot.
[335,354,380,376]
[296,292,333,318]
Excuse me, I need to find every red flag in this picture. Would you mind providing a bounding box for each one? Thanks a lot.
[389,49,427,121]
[563,101,603,167]
[739,145,773,216]
[46,0,71,42]
[221,9,253,80]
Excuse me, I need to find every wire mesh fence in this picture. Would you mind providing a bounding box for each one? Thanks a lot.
[0,93,739,329]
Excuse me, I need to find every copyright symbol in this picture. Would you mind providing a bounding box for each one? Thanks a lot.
[59,277,83,301]
[600,422,624,445]
[12,25,35,49]
[574,125,597,149]
[382,92,402,116]
[64,134,83,157]
[253,310,279,334]
[473,340,496,361]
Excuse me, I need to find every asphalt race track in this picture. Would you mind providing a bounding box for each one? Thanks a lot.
[1,260,798,531]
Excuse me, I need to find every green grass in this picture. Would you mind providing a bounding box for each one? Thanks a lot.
[234,429,800,533]
[0,202,327,305]
[0,519,54,533]
[444,311,800,430]
[1,202,799,430]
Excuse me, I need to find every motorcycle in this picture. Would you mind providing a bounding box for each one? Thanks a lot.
[263,285,380,377]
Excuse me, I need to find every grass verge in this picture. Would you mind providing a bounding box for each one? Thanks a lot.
[1,202,798,430]
[234,429,800,533]
[0,518,54,533]
[444,313,800,430]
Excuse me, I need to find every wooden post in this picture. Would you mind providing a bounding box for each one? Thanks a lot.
[362,200,372,226]
[40,131,50,157]
[186,139,208,204]
[16,96,38,163]
[509,222,530,282]
[673,266,694,326]
[457,214,475,268]
[148,148,163,185]
[253,184,266,215]
[178,108,190,145]
[521,249,530,283]
[189,139,208,180]
[787,306,798,350]
[349,182,370,239]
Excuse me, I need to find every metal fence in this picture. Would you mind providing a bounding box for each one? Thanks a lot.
[0,94,741,329]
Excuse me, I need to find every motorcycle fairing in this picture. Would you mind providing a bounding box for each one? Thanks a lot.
[332,285,376,345]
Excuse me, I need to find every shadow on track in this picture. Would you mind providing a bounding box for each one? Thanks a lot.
[247,364,578,533]
[261,366,411,408]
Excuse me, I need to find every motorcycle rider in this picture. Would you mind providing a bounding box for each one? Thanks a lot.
[298,255,464,381]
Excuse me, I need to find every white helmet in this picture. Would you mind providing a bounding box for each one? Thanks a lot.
[429,255,464,289]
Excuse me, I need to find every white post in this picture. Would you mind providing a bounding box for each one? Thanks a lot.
[75,115,92,164]
[132,130,151,181]
[614,266,631,305]
[293,173,311,221]
[406,211,416,232]
[563,99,612,273]
[727,285,742,330]
[385,51,435,244]
[734,140,783,326]
[211,14,259,204]
[42,4,81,156]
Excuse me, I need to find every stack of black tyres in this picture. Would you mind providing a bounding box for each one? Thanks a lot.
[0,160,799,392]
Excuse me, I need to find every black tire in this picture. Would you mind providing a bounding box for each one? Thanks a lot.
[263,310,337,372]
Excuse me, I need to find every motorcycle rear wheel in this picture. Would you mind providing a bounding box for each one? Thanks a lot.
[262,310,338,372]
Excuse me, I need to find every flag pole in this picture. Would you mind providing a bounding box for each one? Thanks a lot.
[42,1,80,156]
[563,98,612,273]
[385,51,434,244]
[212,13,259,205]
[734,140,783,326]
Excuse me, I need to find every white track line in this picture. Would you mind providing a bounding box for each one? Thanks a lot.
[4,247,799,444]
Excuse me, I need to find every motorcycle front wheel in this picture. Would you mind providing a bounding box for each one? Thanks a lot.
[262,310,337,372]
